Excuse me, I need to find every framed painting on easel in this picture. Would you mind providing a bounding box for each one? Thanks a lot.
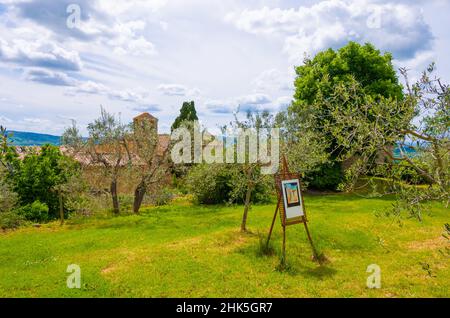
[281,179,304,223]
[274,172,307,227]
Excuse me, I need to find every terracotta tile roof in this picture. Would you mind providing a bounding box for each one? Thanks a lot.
[14,134,171,167]
[14,113,170,167]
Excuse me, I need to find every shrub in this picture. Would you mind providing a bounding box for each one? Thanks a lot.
[172,175,189,195]
[186,164,234,204]
[0,175,23,230]
[0,179,18,213]
[306,162,344,191]
[16,200,49,223]
[65,192,111,219]
[150,187,175,206]
[65,193,93,218]
[118,194,135,213]
[186,164,272,205]
[0,211,24,230]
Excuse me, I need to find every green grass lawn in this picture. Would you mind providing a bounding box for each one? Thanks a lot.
[0,194,448,298]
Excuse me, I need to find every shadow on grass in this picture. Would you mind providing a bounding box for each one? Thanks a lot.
[274,252,335,277]
[256,232,276,258]
[93,218,155,230]
[300,265,337,279]
[273,255,337,277]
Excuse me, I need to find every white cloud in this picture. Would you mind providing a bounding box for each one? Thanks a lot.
[108,87,150,104]
[237,93,271,106]
[5,1,158,59]
[0,38,82,71]
[23,117,51,124]
[5,64,146,109]
[65,80,152,106]
[25,68,78,86]
[205,93,284,114]
[393,50,437,83]
[158,84,200,97]
[160,21,169,31]
[94,0,168,16]
[113,37,157,57]
[132,104,161,113]
[204,99,235,114]
[10,117,65,135]
[158,84,187,96]
[252,68,294,92]
[69,81,109,95]
[273,96,292,110]
[226,0,433,62]
[0,115,13,124]
[108,20,157,57]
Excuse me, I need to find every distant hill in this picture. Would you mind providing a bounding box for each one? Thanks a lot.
[7,131,61,146]
[5,130,420,158]
[393,145,417,158]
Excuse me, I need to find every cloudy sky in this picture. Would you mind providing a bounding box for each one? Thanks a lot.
[0,0,449,135]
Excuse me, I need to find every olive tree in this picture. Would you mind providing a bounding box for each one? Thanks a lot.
[224,111,276,233]
[315,64,449,221]
[62,107,127,215]
[124,119,171,214]
[275,111,331,188]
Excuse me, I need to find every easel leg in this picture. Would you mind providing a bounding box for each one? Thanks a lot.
[303,221,319,261]
[266,204,279,247]
[281,225,286,265]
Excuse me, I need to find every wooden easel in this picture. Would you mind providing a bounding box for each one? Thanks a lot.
[267,156,319,264]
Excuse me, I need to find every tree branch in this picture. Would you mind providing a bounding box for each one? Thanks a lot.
[402,129,436,142]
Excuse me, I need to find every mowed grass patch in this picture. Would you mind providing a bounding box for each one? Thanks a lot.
[0,194,448,297]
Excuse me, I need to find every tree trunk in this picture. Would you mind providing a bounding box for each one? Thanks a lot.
[241,184,253,232]
[133,181,147,214]
[110,179,120,215]
[59,190,64,226]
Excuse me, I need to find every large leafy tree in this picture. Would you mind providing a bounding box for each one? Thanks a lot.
[292,42,403,108]
[1,127,79,220]
[171,101,198,132]
[289,42,404,189]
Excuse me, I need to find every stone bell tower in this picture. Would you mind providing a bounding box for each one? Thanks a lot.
[133,112,158,135]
